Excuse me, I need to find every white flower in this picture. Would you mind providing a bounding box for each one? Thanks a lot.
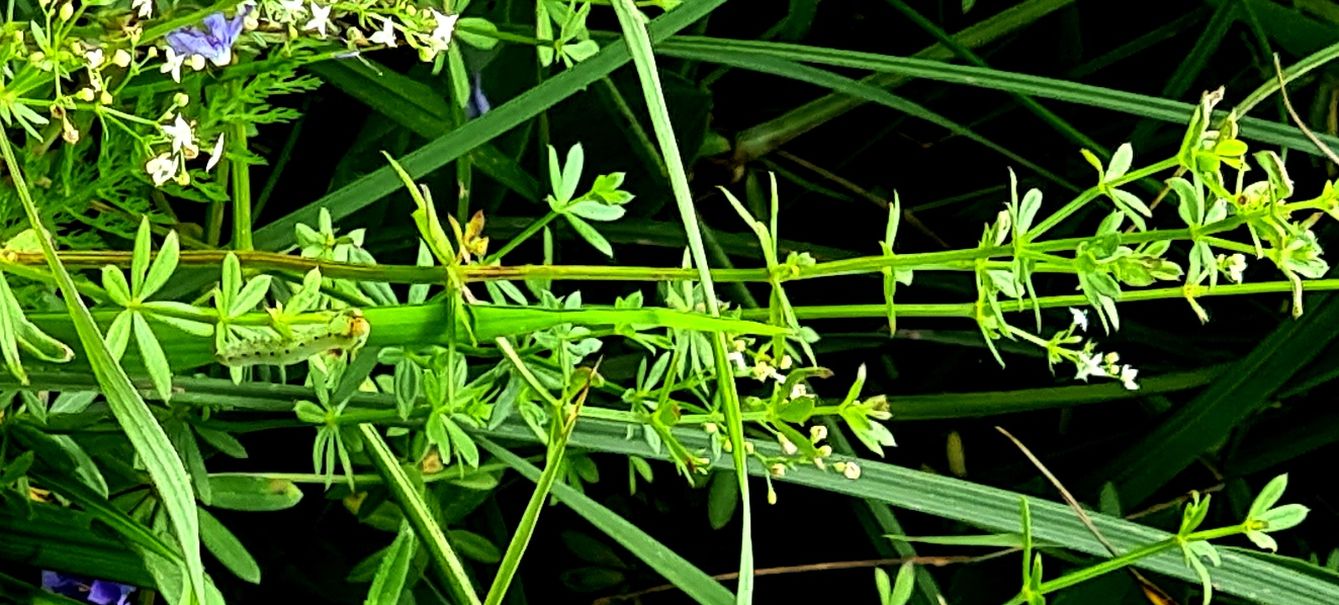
[369,16,397,47]
[303,2,331,38]
[769,463,786,478]
[778,355,793,370]
[1075,352,1107,382]
[809,425,827,443]
[206,133,226,172]
[132,0,152,18]
[85,48,104,69]
[422,9,459,59]
[160,46,184,83]
[1068,307,1088,332]
[1224,253,1248,283]
[778,434,798,456]
[838,461,861,480]
[751,361,784,382]
[1119,364,1139,390]
[789,382,808,400]
[161,114,197,158]
[725,350,749,373]
[145,152,177,186]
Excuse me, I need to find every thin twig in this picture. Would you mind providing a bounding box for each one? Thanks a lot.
[592,550,1014,604]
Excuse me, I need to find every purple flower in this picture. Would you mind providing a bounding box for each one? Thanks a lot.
[42,571,137,605]
[466,71,490,119]
[166,9,248,67]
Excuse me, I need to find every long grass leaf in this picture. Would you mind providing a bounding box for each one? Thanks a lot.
[1100,294,1339,505]
[609,1,754,601]
[658,37,1339,155]
[733,0,1075,161]
[479,437,734,605]
[487,416,1339,604]
[359,423,481,605]
[0,131,207,604]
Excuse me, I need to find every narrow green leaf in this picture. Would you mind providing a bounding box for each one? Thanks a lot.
[208,474,303,511]
[565,215,614,258]
[887,562,916,605]
[141,230,180,300]
[0,274,27,384]
[608,2,754,603]
[133,311,173,402]
[0,134,207,605]
[1249,474,1289,520]
[104,310,133,362]
[230,275,272,317]
[359,423,481,605]
[198,507,261,584]
[101,266,132,306]
[131,217,151,297]
[480,437,733,605]
[364,521,417,605]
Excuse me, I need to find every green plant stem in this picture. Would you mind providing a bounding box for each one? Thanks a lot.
[609,1,754,601]
[484,339,575,605]
[1,216,1254,285]
[230,105,254,250]
[486,211,559,263]
[1001,524,1248,604]
[1029,158,1180,238]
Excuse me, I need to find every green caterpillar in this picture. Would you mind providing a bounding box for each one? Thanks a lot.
[215,311,370,368]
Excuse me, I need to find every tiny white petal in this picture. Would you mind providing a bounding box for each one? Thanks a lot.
[303,2,331,37]
[206,133,226,171]
[1075,353,1107,382]
[159,47,184,83]
[1120,365,1139,390]
[1068,307,1089,332]
[145,153,177,186]
[369,16,397,47]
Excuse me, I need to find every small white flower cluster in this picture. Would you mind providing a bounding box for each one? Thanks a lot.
[1065,308,1139,390]
[144,106,226,187]
[724,338,796,385]
[261,0,458,61]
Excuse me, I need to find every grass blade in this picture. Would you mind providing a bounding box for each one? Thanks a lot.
[487,415,1339,605]
[609,1,754,601]
[359,423,481,605]
[1099,294,1339,506]
[0,131,207,604]
[478,437,734,605]
[249,0,726,253]
[658,37,1339,155]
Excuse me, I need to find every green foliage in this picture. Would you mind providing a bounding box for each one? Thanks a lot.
[7,1,1339,605]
